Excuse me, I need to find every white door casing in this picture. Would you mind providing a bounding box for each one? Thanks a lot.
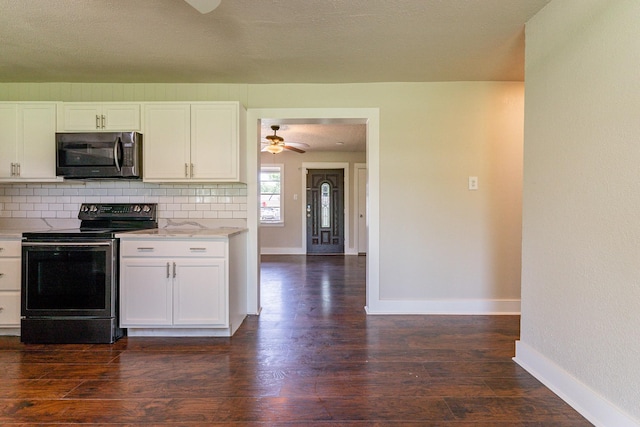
[246,108,380,315]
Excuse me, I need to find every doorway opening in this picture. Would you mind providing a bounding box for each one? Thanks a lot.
[246,108,380,316]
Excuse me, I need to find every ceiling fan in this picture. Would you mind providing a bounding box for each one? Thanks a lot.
[184,0,221,14]
[262,125,307,154]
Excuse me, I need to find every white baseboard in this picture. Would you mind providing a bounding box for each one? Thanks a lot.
[514,340,639,427]
[260,247,360,255]
[365,298,521,315]
[127,328,232,337]
[260,247,305,255]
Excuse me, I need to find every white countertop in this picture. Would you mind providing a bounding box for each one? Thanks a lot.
[0,229,24,239]
[116,227,248,239]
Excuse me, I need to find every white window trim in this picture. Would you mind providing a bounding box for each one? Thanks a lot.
[260,164,284,226]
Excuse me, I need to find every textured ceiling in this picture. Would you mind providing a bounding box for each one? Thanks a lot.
[0,0,551,84]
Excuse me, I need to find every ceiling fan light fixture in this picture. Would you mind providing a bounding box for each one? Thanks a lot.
[184,0,221,14]
[266,144,284,154]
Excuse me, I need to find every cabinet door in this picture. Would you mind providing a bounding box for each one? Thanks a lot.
[173,259,226,326]
[18,104,56,179]
[0,291,20,327]
[102,104,141,131]
[0,259,20,291]
[120,259,173,326]
[143,104,191,180]
[0,104,18,178]
[191,103,238,180]
[61,103,102,131]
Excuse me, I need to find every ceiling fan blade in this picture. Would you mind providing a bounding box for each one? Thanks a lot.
[283,141,310,148]
[184,0,221,14]
[284,145,305,153]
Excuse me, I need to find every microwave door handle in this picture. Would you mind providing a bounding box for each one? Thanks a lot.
[113,137,122,171]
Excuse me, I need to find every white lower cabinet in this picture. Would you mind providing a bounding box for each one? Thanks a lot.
[173,260,225,325]
[119,234,246,336]
[0,239,21,335]
[120,258,225,327]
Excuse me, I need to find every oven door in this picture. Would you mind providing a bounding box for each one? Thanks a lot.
[21,240,117,318]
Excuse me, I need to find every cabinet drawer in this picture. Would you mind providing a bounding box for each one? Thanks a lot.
[121,240,226,258]
[0,259,20,291]
[0,291,20,327]
[0,240,21,257]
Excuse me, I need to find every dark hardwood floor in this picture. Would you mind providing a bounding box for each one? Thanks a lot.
[0,254,590,425]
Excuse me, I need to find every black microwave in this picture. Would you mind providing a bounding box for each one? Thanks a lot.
[56,132,142,179]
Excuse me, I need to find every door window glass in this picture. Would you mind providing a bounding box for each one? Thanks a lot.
[321,182,331,228]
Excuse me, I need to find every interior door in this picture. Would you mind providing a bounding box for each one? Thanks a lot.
[306,169,344,254]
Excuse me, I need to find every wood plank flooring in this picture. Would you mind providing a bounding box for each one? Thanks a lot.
[0,254,591,425]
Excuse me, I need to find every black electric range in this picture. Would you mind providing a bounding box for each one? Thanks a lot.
[21,203,158,344]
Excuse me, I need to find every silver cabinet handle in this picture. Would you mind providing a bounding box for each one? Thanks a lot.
[16,163,20,176]
[101,115,106,129]
[96,115,100,129]
[136,247,155,251]
[0,247,4,252]
[190,163,194,177]
[166,262,170,278]
[189,248,207,252]
[0,273,4,278]
[185,163,189,178]
[0,307,3,313]
[172,262,176,278]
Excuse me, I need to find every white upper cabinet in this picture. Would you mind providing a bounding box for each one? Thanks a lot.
[0,104,18,179]
[142,103,191,180]
[143,102,246,183]
[0,103,58,181]
[58,103,141,131]
[191,103,238,180]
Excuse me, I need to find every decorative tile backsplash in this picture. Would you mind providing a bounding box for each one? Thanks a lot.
[0,181,247,220]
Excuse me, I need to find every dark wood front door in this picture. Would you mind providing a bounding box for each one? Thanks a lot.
[306,169,344,254]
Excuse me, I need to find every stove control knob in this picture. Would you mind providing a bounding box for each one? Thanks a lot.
[143,205,151,213]
[90,205,98,213]
[80,205,89,212]
[133,205,142,212]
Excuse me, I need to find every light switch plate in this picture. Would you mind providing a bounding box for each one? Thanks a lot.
[468,176,478,190]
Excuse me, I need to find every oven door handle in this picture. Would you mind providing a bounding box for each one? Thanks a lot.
[23,241,114,247]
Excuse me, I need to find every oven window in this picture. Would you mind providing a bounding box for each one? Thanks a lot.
[25,247,109,310]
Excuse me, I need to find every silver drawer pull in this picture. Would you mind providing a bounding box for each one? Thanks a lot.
[0,273,4,278]
[0,307,3,312]
[0,248,4,252]
[137,247,155,251]
[189,247,207,251]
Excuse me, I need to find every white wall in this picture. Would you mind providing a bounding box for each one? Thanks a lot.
[0,81,524,314]
[517,0,640,424]
[248,83,524,314]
